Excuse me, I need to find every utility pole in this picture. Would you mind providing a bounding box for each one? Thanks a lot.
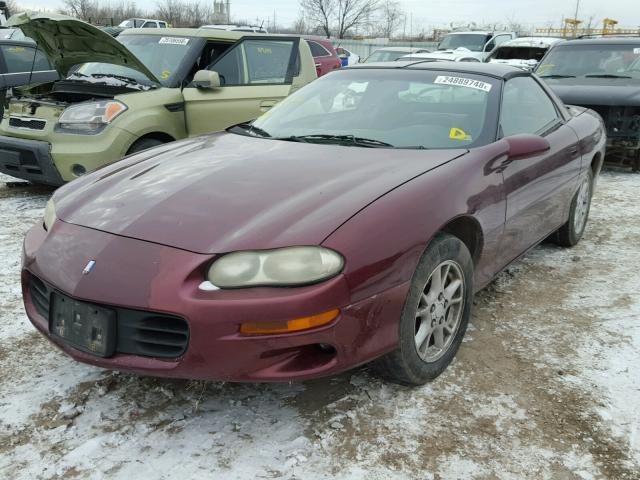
[573,0,580,21]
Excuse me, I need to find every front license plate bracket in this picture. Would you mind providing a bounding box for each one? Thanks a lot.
[49,293,117,357]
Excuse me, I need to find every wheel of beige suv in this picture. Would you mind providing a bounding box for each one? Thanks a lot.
[555,170,593,247]
[127,138,165,155]
[375,233,473,385]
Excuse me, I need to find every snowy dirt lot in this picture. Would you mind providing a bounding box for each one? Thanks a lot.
[0,170,639,480]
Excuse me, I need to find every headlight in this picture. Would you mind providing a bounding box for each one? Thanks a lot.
[208,246,344,288]
[43,198,57,231]
[57,100,127,134]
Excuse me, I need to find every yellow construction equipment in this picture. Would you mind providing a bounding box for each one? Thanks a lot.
[562,18,582,38]
[602,18,619,35]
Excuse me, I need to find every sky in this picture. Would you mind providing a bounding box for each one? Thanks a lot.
[18,0,640,30]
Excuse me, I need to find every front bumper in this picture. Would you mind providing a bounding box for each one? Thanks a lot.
[22,220,407,382]
[0,135,64,185]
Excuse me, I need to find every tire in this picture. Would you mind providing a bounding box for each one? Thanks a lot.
[554,170,593,247]
[127,137,165,155]
[375,233,474,386]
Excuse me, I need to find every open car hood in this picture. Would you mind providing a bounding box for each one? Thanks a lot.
[7,12,160,83]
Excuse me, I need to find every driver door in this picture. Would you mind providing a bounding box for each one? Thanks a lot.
[182,36,301,136]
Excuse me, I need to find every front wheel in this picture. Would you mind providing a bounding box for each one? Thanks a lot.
[554,170,593,247]
[375,233,474,385]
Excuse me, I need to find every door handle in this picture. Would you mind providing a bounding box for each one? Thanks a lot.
[570,146,579,155]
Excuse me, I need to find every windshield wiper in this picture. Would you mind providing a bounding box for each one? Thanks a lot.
[538,74,576,78]
[584,74,632,79]
[276,134,394,148]
[229,122,272,138]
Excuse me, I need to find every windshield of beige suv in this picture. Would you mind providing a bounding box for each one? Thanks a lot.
[72,34,199,87]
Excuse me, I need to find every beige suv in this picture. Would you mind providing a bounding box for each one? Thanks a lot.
[0,13,317,185]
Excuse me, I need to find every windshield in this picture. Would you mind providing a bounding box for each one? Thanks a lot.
[536,44,640,79]
[491,46,548,61]
[73,34,198,87]
[246,69,498,149]
[364,50,409,63]
[438,34,491,52]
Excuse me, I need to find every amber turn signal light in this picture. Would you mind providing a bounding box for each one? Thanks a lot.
[239,309,340,335]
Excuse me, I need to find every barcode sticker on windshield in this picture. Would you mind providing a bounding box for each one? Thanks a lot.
[434,75,492,92]
[159,37,189,46]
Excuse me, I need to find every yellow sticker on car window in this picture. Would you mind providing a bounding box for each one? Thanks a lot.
[449,128,472,141]
[160,70,171,80]
[257,47,272,54]
[7,47,25,53]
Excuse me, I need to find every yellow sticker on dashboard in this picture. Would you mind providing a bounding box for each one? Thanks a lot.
[449,128,472,141]
[160,70,171,80]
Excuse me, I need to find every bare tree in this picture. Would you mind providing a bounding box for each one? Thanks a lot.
[155,0,184,27]
[62,0,96,20]
[293,15,307,34]
[378,0,403,38]
[299,0,334,37]
[335,0,379,38]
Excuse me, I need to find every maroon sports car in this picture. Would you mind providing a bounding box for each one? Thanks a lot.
[22,62,605,385]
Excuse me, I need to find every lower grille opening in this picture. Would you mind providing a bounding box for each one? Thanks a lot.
[29,275,50,319]
[118,313,189,359]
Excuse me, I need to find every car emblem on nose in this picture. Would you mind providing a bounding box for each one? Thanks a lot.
[82,260,96,275]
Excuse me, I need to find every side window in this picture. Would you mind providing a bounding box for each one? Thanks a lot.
[142,22,157,28]
[159,22,167,28]
[1,45,51,73]
[210,39,296,86]
[501,76,560,136]
[308,41,329,57]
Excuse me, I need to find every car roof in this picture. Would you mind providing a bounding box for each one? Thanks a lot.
[120,28,252,40]
[350,60,525,79]
[0,39,36,46]
[497,36,564,48]
[560,36,640,45]
[373,46,428,53]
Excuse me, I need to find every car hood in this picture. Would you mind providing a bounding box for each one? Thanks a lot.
[55,133,467,254]
[542,77,640,107]
[7,12,159,82]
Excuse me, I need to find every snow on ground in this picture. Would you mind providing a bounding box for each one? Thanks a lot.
[0,170,639,479]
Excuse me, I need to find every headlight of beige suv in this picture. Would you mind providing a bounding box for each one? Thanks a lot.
[57,100,127,134]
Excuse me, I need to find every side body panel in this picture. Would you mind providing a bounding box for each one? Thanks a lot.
[323,142,510,305]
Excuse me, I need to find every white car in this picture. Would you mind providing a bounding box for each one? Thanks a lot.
[363,47,432,63]
[487,37,564,70]
[402,31,517,63]
[118,18,168,29]
[202,24,268,33]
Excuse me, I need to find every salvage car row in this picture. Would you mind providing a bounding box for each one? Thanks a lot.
[0,12,623,385]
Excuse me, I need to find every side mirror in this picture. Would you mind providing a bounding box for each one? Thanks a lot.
[505,134,551,160]
[193,70,221,89]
